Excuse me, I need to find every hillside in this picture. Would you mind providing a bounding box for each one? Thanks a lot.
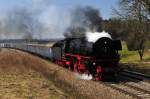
[0,48,70,99]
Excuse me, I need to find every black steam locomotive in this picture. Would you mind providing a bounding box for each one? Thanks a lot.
[52,33,122,81]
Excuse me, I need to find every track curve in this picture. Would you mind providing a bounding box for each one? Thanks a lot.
[103,70,150,99]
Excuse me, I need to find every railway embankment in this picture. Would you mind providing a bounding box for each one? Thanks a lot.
[0,48,146,99]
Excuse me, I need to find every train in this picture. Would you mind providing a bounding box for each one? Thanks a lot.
[0,31,122,81]
[52,32,122,80]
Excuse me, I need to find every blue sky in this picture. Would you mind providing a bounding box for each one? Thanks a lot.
[0,0,118,19]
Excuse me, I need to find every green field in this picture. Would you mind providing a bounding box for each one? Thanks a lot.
[119,42,150,63]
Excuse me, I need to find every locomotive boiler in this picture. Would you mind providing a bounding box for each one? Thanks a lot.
[52,31,122,81]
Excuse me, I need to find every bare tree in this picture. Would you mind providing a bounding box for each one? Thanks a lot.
[114,0,149,60]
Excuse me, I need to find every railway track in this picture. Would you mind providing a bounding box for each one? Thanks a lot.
[120,70,150,82]
[104,70,150,99]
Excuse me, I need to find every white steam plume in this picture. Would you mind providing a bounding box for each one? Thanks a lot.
[86,31,112,43]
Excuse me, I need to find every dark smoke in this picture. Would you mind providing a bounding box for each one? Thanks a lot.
[64,6,102,38]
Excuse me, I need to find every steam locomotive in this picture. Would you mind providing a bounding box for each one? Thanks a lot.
[52,32,122,80]
[0,31,122,81]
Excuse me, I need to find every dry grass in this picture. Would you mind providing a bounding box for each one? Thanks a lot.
[0,48,135,99]
[0,71,67,99]
[0,48,70,99]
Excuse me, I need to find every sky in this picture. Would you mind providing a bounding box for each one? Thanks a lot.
[0,0,118,19]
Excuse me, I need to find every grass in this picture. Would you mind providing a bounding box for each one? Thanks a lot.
[119,42,150,75]
[119,42,150,63]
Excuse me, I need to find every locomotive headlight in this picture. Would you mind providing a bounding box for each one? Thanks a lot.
[93,62,96,66]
